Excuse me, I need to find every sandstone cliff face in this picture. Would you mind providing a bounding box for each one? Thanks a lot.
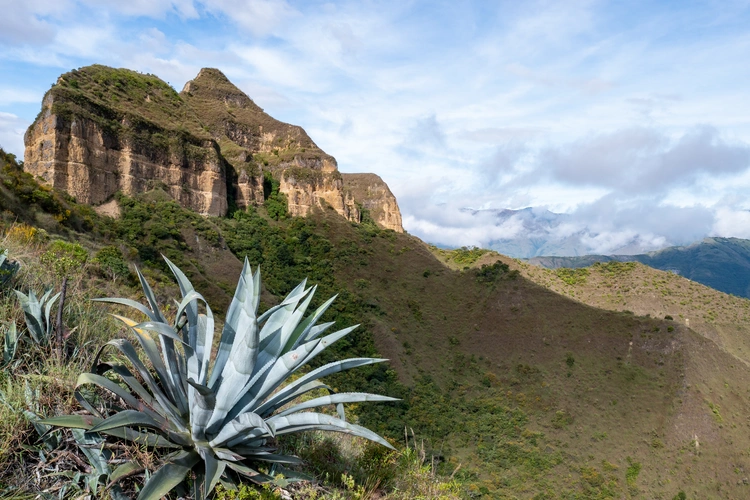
[24,65,402,229]
[24,67,228,215]
[25,95,228,216]
[342,173,404,232]
[180,68,360,222]
[280,168,359,221]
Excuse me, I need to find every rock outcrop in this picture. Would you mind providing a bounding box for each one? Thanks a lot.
[24,65,402,229]
[24,71,227,215]
[342,173,403,232]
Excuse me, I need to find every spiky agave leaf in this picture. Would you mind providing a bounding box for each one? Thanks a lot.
[43,256,397,499]
[14,288,60,345]
[2,322,18,366]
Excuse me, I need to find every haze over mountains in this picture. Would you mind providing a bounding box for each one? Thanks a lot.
[464,207,674,258]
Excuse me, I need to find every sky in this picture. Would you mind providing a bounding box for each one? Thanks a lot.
[1,0,750,254]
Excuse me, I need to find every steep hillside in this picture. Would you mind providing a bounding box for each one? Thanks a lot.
[529,237,750,298]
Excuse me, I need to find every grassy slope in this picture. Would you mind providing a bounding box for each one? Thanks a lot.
[257,212,750,498]
[528,237,750,299]
[6,143,750,498]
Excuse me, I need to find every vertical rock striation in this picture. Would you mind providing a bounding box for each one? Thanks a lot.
[24,65,402,230]
[342,173,403,232]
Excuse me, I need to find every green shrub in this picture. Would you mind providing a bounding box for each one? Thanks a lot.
[40,240,88,278]
[93,246,131,282]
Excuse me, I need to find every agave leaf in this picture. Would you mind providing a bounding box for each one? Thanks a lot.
[196,310,215,385]
[274,393,399,418]
[209,260,260,389]
[303,321,335,342]
[134,267,167,323]
[230,339,322,420]
[166,259,201,393]
[206,355,274,434]
[269,412,394,449]
[92,297,158,321]
[270,464,313,483]
[43,291,61,338]
[226,462,274,483]
[208,411,273,448]
[163,257,199,342]
[40,414,181,448]
[250,324,357,411]
[186,379,215,440]
[254,358,387,417]
[76,372,160,420]
[258,281,309,344]
[275,286,315,356]
[89,409,164,434]
[306,324,358,360]
[283,295,336,353]
[141,316,191,416]
[108,364,157,409]
[15,290,44,343]
[121,320,189,415]
[137,450,201,500]
[199,451,226,498]
[40,414,99,429]
[106,339,186,430]
[128,319,187,346]
[3,322,17,365]
[206,290,266,431]
[208,257,259,387]
[110,461,141,483]
[71,428,109,477]
[231,451,303,464]
[79,409,191,448]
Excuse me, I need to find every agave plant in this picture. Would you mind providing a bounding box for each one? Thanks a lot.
[15,287,60,345]
[0,249,20,288]
[2,322,18,367]
[43,258,396,499]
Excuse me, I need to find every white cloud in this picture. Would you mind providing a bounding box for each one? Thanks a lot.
[201,0,299,37]
[712,208,750,239]
[0,88,41,106]
[0,0,71,45]
[0,112,28,158]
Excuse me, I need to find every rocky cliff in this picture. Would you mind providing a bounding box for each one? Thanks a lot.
[24,68,227,215]
[342,173,403,232]
[24,65,402,230]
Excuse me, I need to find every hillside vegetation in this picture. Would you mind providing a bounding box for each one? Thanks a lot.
[3,147,750,498]
[528,238,750,298]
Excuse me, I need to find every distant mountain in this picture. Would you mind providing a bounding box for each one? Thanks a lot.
[528,237,750,298]
[467,207,665,258]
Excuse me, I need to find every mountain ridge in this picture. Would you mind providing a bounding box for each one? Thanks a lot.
[22,65,404,232]
[467,207,672,258]
[528,236,750,298]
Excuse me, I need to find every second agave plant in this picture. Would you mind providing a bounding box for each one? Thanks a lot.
[44,257,397,499]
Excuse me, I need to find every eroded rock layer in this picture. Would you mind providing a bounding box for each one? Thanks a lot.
[342,173,403,232]
[24,65,402,229]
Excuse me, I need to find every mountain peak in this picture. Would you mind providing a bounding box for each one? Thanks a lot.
[181,68,263,113]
